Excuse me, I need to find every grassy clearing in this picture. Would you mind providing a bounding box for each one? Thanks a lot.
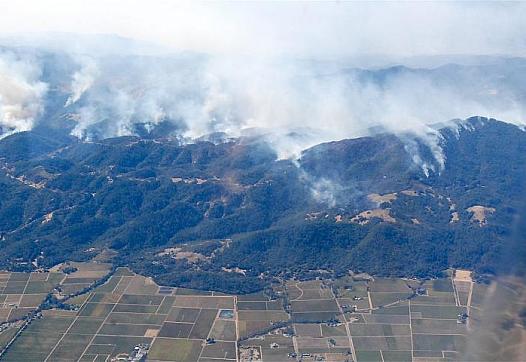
[431,279,454,293]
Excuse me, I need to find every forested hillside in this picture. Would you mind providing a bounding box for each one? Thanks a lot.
[0,117,524,293]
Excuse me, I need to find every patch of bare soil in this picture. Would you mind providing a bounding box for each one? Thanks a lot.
[454,269,472,282]
[401,189,419,196]
[351,209,396,225]
[367,193,397,205]
[157,247,206,263]
[467,205,496,226]
[305,212,326,221]
[171,177,208,184]
[41,212,54,224]
[221,266,247,276]
[450,211,460,223]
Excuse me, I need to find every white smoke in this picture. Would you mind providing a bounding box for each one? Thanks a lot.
[2,45,526,177]
[62,54,526,171]
[0,51,48,138]
[64,55,99,107]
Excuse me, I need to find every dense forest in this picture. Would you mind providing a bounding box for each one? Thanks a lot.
[0,117,524,293]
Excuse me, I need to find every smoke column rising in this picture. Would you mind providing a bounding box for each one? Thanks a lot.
[0,50,48,138]
[60,54,526,165]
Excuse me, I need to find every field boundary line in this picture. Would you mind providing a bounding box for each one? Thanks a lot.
[43,312,78,361]
[43,277,95,362]
[466,280,474,331]
[78,292,124,360]
[412,333,466,336]
[451,279,460,306]
[409,299,415,359]
[234,295,239,362]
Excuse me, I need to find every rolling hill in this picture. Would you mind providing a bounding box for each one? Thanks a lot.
[0,117,524,293]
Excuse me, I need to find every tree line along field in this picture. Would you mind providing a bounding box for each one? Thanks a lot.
[0,263,522,362]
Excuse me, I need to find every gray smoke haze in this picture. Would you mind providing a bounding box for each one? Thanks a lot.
[0,1,526,169]
[2,2,526,58]
[0,50,47,138]
[61,54,526,162]
[64,55,99,107]
[2,46,526,171]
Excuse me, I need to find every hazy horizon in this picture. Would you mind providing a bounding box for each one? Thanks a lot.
[1,1,525,59]
[1,1,526,162]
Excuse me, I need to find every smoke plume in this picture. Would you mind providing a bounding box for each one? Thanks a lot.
[64,55,99,107]
[61,54,526,165]
[0,50,48,138]
[2,40,526,176]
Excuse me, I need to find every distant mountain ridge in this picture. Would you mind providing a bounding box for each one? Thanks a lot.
[2,44,526,144]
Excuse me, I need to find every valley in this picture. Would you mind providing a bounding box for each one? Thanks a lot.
[0,262,496,362]
[1,262,522,362]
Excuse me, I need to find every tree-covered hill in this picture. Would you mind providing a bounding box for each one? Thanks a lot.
[0,117,524,293]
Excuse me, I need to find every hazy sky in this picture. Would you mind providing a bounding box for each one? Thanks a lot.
[1,1,525,58]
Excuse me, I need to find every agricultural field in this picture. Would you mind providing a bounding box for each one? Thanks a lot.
[1,267,238,362]
[0,271,65,323]
[0,266,504,362]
